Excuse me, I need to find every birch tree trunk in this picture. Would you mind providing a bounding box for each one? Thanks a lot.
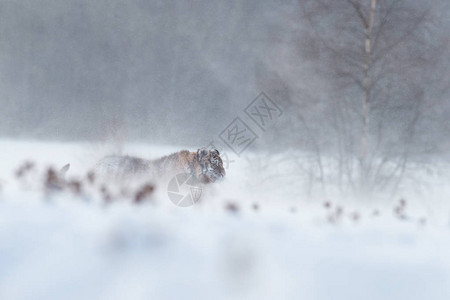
[358,0,376,191]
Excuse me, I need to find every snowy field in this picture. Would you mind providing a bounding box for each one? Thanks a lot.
[1,139,450,300]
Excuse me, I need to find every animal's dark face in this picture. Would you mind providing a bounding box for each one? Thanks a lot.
[197,148,226,183]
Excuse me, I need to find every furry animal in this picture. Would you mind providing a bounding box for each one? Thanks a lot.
[95,148,226,184]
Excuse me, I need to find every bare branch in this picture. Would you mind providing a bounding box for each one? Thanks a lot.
[347,0,368,29]
[372,0,400,52]
[373,8,430,63]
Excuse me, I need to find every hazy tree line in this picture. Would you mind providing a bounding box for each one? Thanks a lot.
[0,0,282,144]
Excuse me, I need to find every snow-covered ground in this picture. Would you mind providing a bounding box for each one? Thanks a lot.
[1,139,450,300]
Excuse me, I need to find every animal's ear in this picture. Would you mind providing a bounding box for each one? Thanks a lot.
[197,148,209,160]
[60,163,70,175]
[212,149,219,156]
[59,163,70,179]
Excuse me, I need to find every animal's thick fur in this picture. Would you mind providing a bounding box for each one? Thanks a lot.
[95,148,225,184]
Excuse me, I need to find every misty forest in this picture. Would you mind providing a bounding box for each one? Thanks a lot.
[1,1,450,300]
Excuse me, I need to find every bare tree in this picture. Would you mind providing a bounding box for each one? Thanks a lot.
[306,0,448,194]
[260,0,449,196]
